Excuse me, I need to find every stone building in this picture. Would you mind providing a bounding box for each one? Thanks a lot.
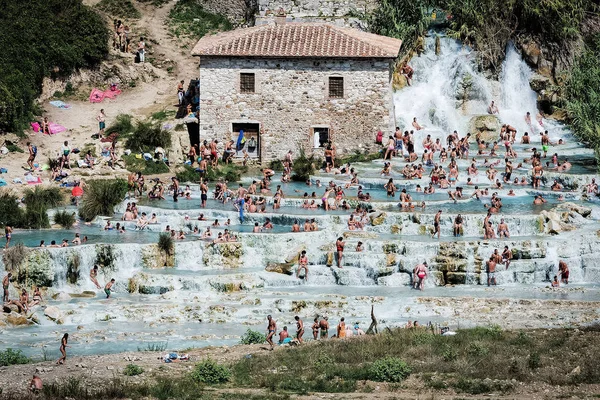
[192,23,402,162]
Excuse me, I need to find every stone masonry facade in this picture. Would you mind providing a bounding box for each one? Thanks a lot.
[256,0,376,26]
[198,57,394,161]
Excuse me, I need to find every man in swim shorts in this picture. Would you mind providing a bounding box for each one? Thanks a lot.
[319,316,329,339]
[266,315,277,350]
[3,272,11,302]
[104,278,115,298]
[486,257,497,286]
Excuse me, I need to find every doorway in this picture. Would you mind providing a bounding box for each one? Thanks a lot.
[232,123,260,160]
[312,127,330,148]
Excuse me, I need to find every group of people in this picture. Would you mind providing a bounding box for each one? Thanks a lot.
[265,314,365,350]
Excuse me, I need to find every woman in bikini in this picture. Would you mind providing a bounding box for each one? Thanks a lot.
[384,178,397,197]
[56,333,69,365]
[296,250,309,282]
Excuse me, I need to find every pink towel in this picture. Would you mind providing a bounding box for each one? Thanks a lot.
[27,177,43,185]
[103,89,122,99]
[89,88,105,103]
[49,123,66,134]
[31,122,40,132]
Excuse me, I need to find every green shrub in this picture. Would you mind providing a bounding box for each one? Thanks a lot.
[368,357,411,383]
[123,364,144,376]
[441,344,458,362]
[190,359,231,384]
[291,149,316,182]
[0,0,109,133]
[205,164,247,182]
[122,154,170,175]
[125,121,172,152]
[24,186,64,209]
[54,210,76,228]
[337,150,381,164]
[467,342,489,357]
[2,244,29,272]
[168,0,232,40]
[106,114,134,137]
[176,165,200,183]
[0,348,30,366]
[268,159,284,171]
[528,352,541,370]
[0,191,25,227]
[66,252,81,284]
[240,329,266,345]
[5,142,23,153]
[78,179,128,221]
[96,0,141,19]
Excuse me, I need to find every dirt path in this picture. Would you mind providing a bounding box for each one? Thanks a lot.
[0,0,197,188]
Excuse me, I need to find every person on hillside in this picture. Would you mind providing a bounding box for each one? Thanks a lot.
[296,250,309,282]
[60,141,71,170]
[558,261,569,285]
[177,80,185,105]
[29,375,43,393]
[3,272,12,302]
[337,317,346,339]
[104,278,115,298]
[137,37,145,63]
[295,316,304,343]
[97,109,106,136]
[56,333,69,365]
[4,226,12,249]
[336,237,345,269]
[26,142,37,171]
[266,315,276,350]
[319,316,329,339]
[413,262,428,291]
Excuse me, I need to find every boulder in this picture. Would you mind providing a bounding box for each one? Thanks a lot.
[284,246,306,264]
[377,273,411,287]
[370,212,387,226]
[52,292,71,301]
[386,253,397,267]
[265,262,294,275]
[468,115,501,143]
[430,271,445,286]
[69,291,97,298]
[556,202,592,218]
[44,306,63,323]
[6,313,31,326]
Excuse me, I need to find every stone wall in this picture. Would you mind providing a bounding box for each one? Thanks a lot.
[197,0,254,24]
[198,57,394,161]
[256,0,376,27]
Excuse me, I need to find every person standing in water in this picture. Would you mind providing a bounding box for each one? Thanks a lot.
[311,317,319,340]
[432,210,442,239]
[104,278,115,298]
[336,237,345,269]
[319,316,329,339]
[171,177,180,202]
[296,250,309,282]
[413,262,428,291]
[90,266,101,289]
[558,260,569,284]
[337,317,346,339]
[56,333,69,365]
[4,226,12,249]
[266,315,276,350]
[295,316,304,343]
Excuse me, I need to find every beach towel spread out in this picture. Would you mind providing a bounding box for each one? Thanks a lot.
[31,122,40,132]
[89,87,122,103]
[49,100,72,109]
[49,123,67,134]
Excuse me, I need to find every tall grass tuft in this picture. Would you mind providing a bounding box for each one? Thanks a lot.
[53,210,76,228]
[125,121,172,152]
[78,179,128,222]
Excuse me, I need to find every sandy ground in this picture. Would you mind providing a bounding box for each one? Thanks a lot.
[0,0,196,193]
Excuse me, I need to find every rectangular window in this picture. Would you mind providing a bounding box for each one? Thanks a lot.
[240,73,255,93]
[328,76,343,98]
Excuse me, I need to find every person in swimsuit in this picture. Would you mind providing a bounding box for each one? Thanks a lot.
[97,109,106,136]
[3,272,12,302]
[336,237,345,269]
[311,317,319,340]
[266,315,276,350]
[29,287,43,307]
[384,136,395,160]
[497,218,510,238]
[432,210,442,239]
[413,262,428,291]
[501,246,512,269]
[56,333,69,365]
[104,279,115,298]
[551,275,560,288]
[558,260,569,284]
[5,226,12,249]
[486,257,497,286]
[453,214,463,237]
[319,316,329,339]
[296,250,309,282]
[337,317,346,339]
[295,316,304,343]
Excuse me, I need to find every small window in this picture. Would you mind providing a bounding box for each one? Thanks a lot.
[328,76,343,98]
[240,73,255,93]
[313,127,330,148]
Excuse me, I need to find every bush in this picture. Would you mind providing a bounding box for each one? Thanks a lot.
[368,357,411,383]
[107,114,134,137]
[0,0,109,133]
[176,165,200,183]
[0,348,30,366]
[190,359,231,384]
[96,0,141,18]
[205,164,247,182]
[122,154,170,175]
[168,0,232,40]
[125,121,172,152]
[54,210,76,228]
[0,191,24,227]
[441,344,458,362]
[21,186,65,229]
[268,159,284,171]
[78,179,128,221]
[291,149,316,182]
[123,364,144,376]
[2,244,29,272]
[240,329,266,345]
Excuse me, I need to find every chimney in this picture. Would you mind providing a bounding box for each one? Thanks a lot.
[275,8,286,25]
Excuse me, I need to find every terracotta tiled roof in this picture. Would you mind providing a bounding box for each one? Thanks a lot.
[192,23,402,58]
